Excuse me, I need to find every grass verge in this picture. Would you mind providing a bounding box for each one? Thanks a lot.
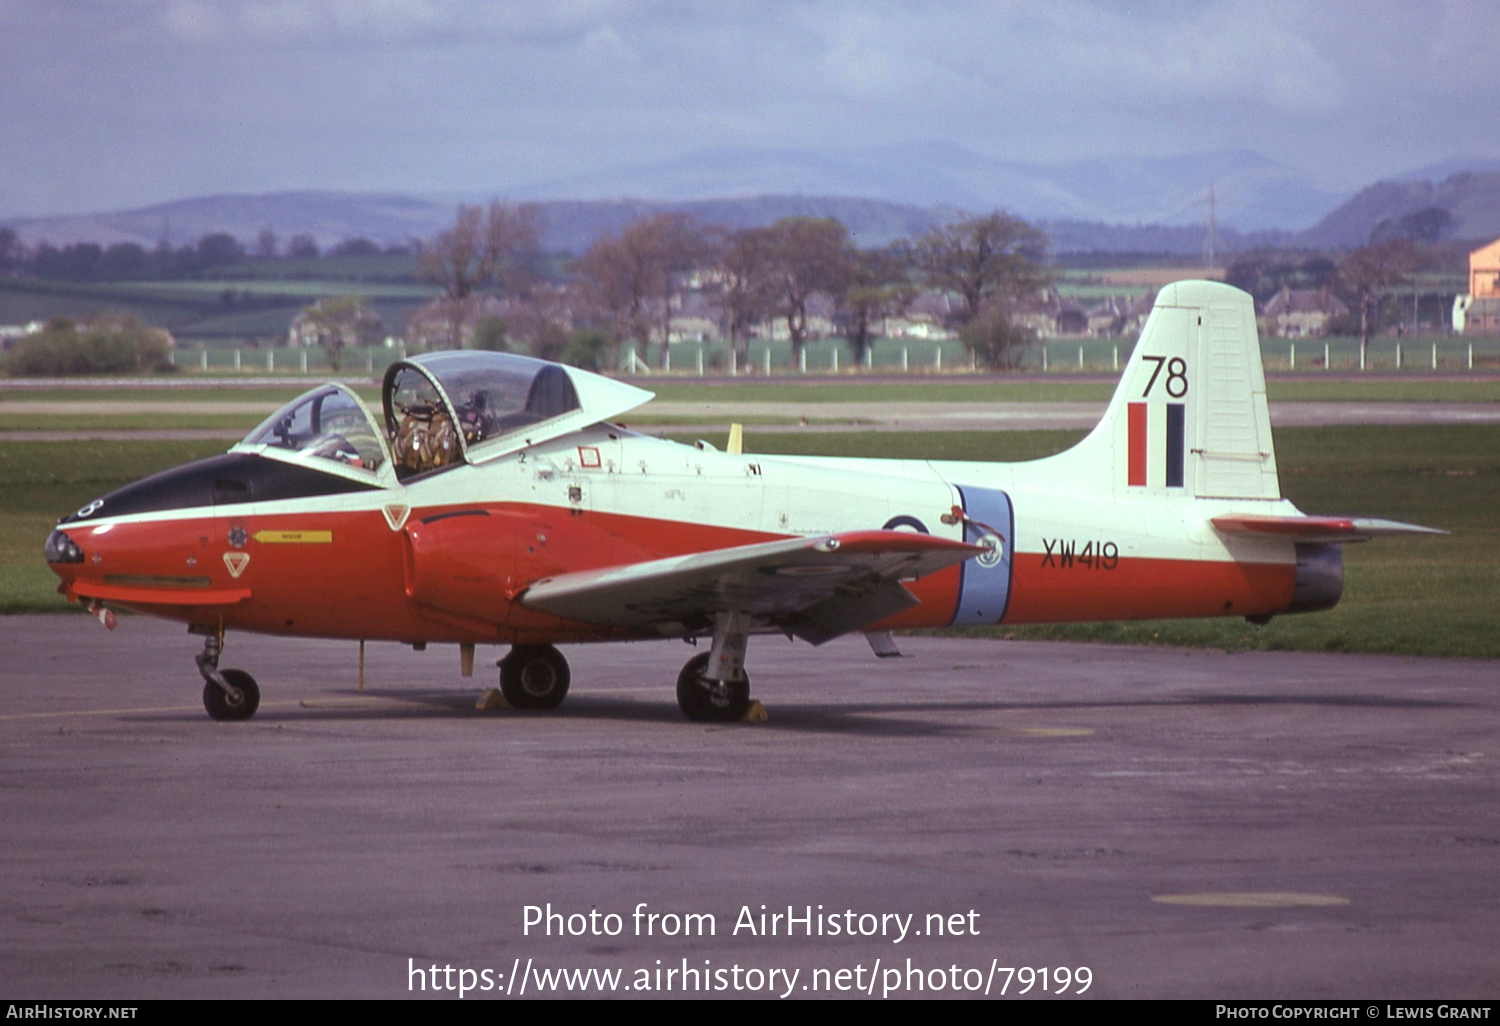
[3,427,1494,659]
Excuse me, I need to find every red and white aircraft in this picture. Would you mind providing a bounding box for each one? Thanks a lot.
[45,281,1438,722]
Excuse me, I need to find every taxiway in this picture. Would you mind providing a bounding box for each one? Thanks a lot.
[1,617,1496,999]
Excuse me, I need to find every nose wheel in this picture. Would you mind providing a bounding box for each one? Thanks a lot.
[195,629,261,721]
[203,669,261,721]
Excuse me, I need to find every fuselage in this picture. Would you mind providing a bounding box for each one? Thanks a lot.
[47,422,1304,645]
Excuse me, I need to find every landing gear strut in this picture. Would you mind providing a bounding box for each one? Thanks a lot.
[676,610,752,722]
[195,630,260,721]
[499,644,570,710]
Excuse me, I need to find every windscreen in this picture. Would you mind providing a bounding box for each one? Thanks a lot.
[242,385,387,473]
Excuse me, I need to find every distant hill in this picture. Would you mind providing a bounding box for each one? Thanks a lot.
[525,196,949,251]
[1295,172,1500,249]
[2,190,1248,257]
[0,191,948,253]
[2,143,1357,257]
[20,160,1500,261]
[512,143,1343,231]
[1,192,453,252]
[1041,220,1291,257]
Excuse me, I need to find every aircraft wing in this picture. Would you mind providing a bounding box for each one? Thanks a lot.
[519,529,983,645]
[1211,514,1446,543]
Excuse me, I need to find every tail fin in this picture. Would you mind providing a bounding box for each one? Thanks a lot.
[1036,280,1280,501]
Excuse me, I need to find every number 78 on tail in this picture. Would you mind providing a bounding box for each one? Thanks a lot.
[46,281,1441,722]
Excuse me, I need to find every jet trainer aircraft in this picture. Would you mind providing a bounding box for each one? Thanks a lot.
[45,281,1439,722]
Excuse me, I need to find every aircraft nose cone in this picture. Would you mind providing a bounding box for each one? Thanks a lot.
[44,528,85,565]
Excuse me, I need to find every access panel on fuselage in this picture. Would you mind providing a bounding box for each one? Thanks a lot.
[950,485,1014,626]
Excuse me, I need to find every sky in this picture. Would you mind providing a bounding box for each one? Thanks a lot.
[2,0,1497,218]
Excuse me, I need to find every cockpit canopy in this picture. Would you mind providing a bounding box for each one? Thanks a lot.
[234,351,653,484]
[384,352,582,478]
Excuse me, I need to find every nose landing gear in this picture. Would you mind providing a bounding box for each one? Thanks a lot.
[195,630,261,721]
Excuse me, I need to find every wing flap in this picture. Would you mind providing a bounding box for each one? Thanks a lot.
[1212,514,1446,543]
[519,529,980,643]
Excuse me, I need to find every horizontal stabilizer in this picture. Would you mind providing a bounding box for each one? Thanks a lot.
[1211,514,1446,543]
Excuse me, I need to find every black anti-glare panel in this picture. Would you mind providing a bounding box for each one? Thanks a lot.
[59,453,378,525]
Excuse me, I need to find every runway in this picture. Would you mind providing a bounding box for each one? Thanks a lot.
[1,616,1495,999]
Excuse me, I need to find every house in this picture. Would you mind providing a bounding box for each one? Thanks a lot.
[1085,296,1138,337]
[667,291,722,344]
[1261,286,1349,338]
[884,290,957,341]
[0,323,38,350]
[1468,238,1500,299]
[1456,237,1500,336]
[288,296,386,351]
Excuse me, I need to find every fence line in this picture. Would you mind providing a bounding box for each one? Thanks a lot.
[178,336,1500,378]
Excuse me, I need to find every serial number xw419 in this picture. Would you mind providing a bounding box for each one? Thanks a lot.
[1040,539,1119,570]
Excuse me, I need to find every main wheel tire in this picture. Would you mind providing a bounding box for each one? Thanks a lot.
[676,652,750,723]
[203,668,260,721]
[499,645,571,710]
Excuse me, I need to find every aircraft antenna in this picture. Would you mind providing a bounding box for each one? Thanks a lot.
[1203,183,1220,272]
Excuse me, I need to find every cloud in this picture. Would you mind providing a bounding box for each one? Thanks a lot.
[3,0,1498,214]
[162,0,230,42]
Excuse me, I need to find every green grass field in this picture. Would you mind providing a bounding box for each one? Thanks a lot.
[2,425,1494,660]
[5,377,1495,420]
[0,414,263,432]
[0,387,383,404]
[0,439,228,612]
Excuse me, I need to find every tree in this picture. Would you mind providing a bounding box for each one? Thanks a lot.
[101,242,149,280]
[418,201,543,350]
[915,212,1047,370]
[1224,251,1336,308]
[502,283,575,363]
[560,328,611,371]
[3,314,174,376]
[916,212,1047,323]
[29,242,102,281]
[761,217,849,366]
[295,295,383,371]
[0,227,22,274]
[1336,239,1422,370]
[572,213,705,368]
[471,314,509,352]
[331,237,381,257]
[961,307,1035,371]
[196,233,244,267]
[836,244,914,368]
[287,234,320,259]
[1370,207,1454,245]
[710,226,778,372]
[255,229,279,259]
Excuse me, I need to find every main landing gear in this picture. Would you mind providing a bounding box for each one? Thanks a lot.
[676,610,752,723]
[495,612,755,722]
[498,644,571,710]
[194,630,260,721]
